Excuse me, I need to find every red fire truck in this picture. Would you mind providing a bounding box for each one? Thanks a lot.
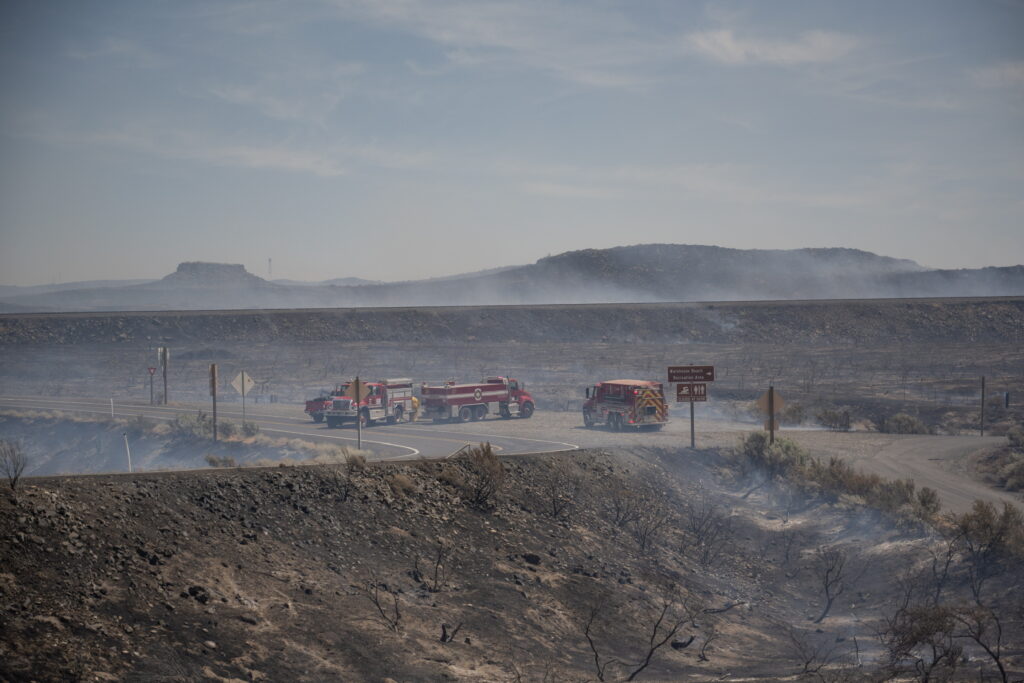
[324,378,414,428]
[305,385,344,423]
[421,376,535,422]
[582,379,668,431]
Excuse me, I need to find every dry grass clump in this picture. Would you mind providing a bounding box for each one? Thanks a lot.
[388,473,416,498]
[204,455,238,468]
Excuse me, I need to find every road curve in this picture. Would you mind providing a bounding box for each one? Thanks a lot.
[0,396,578,462]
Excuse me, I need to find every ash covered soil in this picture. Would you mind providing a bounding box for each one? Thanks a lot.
[3,447,1023,681]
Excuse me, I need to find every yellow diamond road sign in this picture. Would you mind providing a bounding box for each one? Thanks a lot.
[346,379,368,402]
[231,372,255,396]
[756,390,785,415]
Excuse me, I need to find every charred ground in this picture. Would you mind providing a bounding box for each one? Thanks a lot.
[2,444,1022,681]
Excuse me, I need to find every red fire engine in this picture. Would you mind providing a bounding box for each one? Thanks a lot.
[324,378,414,428]
[421,376,534,422]
[582,379,668,431]
[305,385,344,423]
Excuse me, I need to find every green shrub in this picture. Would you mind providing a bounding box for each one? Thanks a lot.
[879,413,930,435]
[204,454,237,467]
[1007,426,1024,450]
[816,408,851,431]
[998,457,1024,491]
[242,421,260,437]
[735,432,939,522]
[915,487,941,519]
[218,420,237,439]
[171,411,213,439]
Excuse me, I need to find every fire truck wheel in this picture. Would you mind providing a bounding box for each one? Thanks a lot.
[520,402,534,419]
[458,406,473,422]
[326,417,338,429]
[499,406,512,419]
[583,410,594,428]
[389,406,403,424]
[313,414,324,424]
[471,405,485,421]
[609,414,621,431]
[359,409,372,428]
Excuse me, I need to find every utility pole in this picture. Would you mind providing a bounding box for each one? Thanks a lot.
[211,363,218,442]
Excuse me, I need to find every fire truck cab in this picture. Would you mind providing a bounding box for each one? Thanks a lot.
[324,378,413,428]
[305,384,345,423]
[582,379,668,431]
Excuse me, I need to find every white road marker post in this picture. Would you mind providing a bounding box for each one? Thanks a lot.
[122,432,132,473]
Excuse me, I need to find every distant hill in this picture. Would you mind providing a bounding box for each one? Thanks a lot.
[1,245,1021,312]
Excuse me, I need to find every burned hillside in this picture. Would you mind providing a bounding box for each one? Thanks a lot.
[2,445,1021,681]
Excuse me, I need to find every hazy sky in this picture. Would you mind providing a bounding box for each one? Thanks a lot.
[1,1,1022,285]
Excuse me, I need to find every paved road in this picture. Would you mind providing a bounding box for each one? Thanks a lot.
[0,395,578,461]
[2,396,1017,514]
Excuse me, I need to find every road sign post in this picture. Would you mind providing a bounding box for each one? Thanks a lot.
[349,377,367,449]
[690,401,695,449]
[756,386,784,444]
[231,371,255,426]
[148,366,156,405]
[210,364,218,442]
[158,347,170,405]
[671,369,713,450]
[675,384,708,449]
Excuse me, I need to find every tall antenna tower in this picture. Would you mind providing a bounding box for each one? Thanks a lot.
[268,257,272,278]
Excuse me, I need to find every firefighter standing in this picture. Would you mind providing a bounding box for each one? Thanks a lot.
[410,395,420,422]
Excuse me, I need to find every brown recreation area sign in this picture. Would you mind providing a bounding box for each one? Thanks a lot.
[667,365,715,383]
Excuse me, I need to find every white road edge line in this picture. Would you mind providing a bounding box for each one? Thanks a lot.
[0,399,421,459]
[244,427,420,459]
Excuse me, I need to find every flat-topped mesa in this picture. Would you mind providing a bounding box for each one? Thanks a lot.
[161,262,268,287]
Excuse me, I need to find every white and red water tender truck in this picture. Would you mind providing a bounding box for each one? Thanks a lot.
[324,378,414,428]
[582,379,668,431]
[421,376,535,423]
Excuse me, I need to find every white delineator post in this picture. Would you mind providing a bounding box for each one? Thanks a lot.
[122,432,132,473]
